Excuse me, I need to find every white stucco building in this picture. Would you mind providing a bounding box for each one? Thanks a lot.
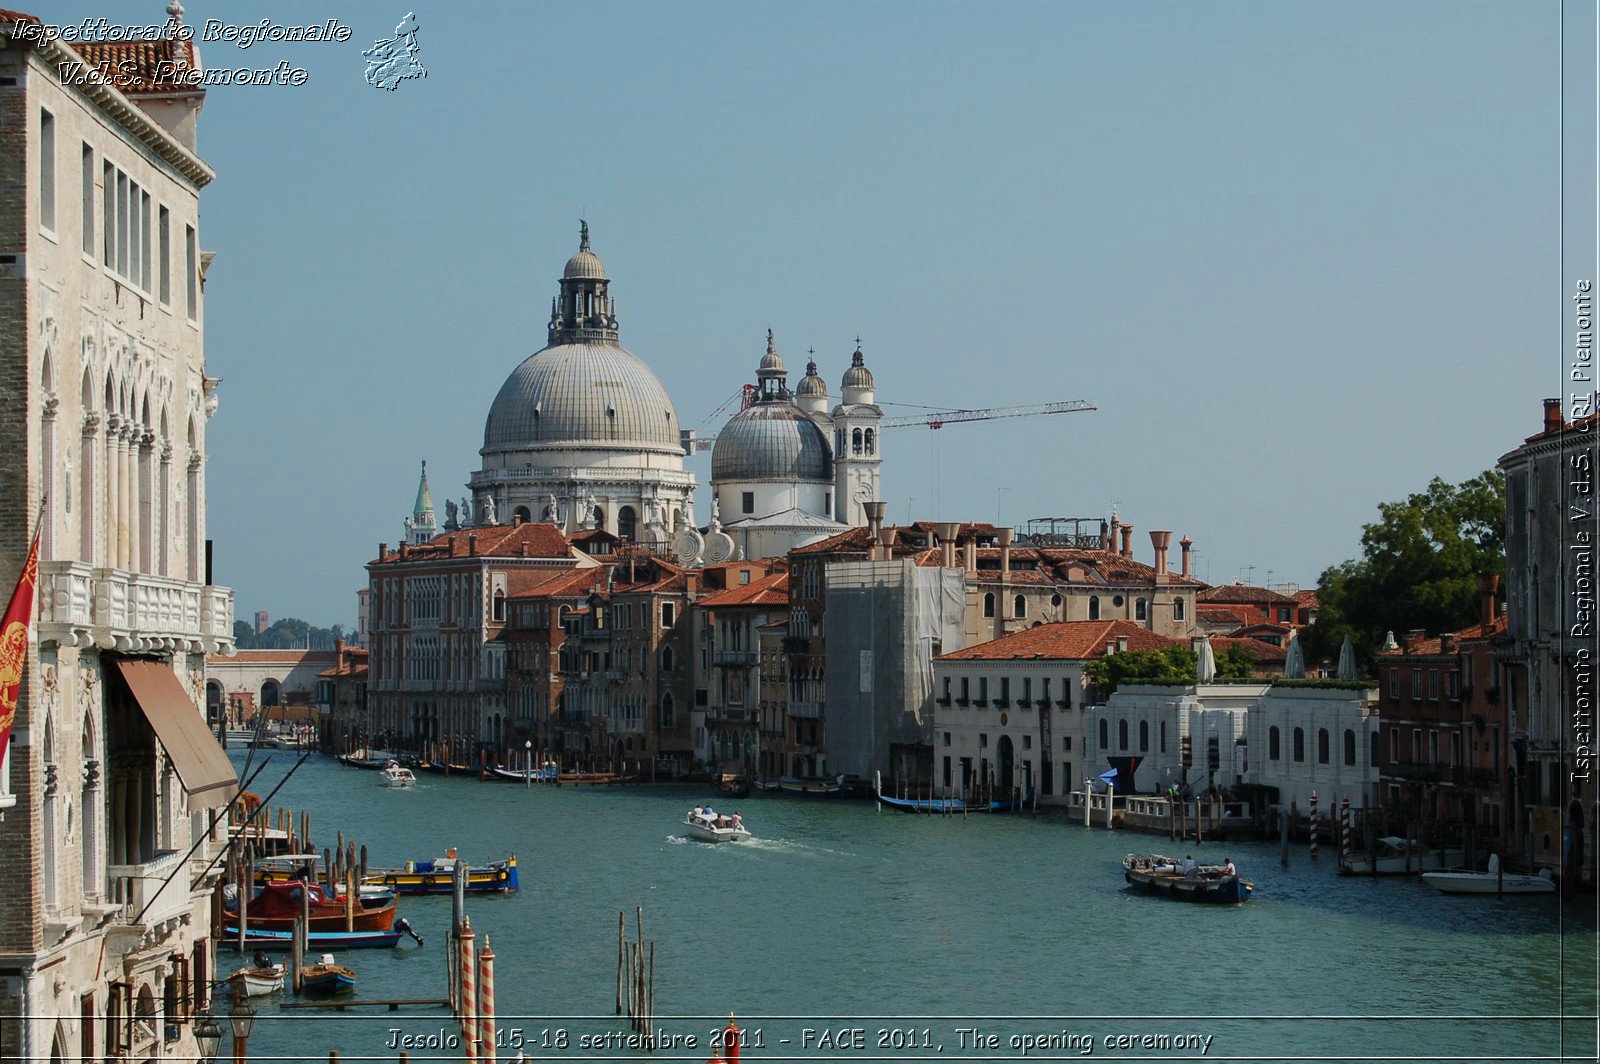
[1,9,236,1060]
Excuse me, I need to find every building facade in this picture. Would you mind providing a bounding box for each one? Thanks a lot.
[1,10,237,1060]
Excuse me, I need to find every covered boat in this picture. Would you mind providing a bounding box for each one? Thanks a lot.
[380,761,417,788]
[1421,854,1557,895]
[1123,853,1253,903]
[684,809,751,843]
[227,880,398,933]
[777,775,849,798]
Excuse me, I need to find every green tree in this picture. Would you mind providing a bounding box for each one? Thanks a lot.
[1084,642,1259,692]
[1309,470,1505,663]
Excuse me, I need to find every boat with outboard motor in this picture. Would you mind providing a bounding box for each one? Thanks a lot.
[1123,853,1254,903]
[299,954,357,995]
[684,807,750,843]
[1421,853,1557,895]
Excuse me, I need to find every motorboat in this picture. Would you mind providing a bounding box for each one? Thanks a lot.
[364,853,519,894]
[1422,853,1557,895]
[229,953,285,997]
[1339,837,1464,875]
[299,954,357,995]
[225,880,398,933]
[1122,853,1254,903]
[683,809,751,843]
[380,761,417,788]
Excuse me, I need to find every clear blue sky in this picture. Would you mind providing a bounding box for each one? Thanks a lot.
[31,1,1574,626]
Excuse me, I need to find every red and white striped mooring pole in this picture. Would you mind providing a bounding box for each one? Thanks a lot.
[1309,790,1319,860]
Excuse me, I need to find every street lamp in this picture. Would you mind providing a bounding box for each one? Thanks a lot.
[194,1014,223,1063]
[524,740,533,787]
[228,992,256,1064]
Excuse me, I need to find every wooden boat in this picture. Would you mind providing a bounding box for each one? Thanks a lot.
[1339,837,1465,875]
[229,953,285,997]
[299,954,357,995]
[556,771,633,786]
[778,775,849,798]
[364,854,519,895]
[220,927,402,950]
[1422,854,1557,895]
[876,792,966,814]
[380,761,417,788]
[683,810,751,843]
[1122,853,1253,903]
[337,754,392,771]
[715,773,752,799]
[227,880,398,933]
[491,764,561,783]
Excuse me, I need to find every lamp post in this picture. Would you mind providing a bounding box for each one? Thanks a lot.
[194,1014,223,1064]
[524,740,533,788]
[228,990,256,1064]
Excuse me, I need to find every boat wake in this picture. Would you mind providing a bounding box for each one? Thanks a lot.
[665,835,690,845]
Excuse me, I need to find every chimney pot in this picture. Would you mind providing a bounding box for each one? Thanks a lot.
[1476,572,1499,629]
[1544,397,1565,435]
[378,542,388,560]
[964,540,977,574]
[999,527,1014,581]
[513,513,524,527]
[1119,524,1134,557]
[1150,530,1173,577]
[468,533,478,557]
[1179,535,1193,579]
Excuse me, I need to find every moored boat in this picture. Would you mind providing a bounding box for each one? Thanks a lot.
[876,792,966,814]
[683,808,751,843]
[226,880,398,933]
[229,953,285,997]
[1421,854,1556,895]
[1123,853,1253,903]
[337,754,393,771]
[365,853,519,894]
[221,927,403,950]
[491,764,561,783]
[1339,837,1464,875]
[299,954,357,995]
[778,775,849,798]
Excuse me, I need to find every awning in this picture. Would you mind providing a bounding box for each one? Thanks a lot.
[116,660,237,809]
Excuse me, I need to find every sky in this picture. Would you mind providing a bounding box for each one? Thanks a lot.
[27,1,1586,626]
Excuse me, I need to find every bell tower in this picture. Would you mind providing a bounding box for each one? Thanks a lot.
[832,342,882,529]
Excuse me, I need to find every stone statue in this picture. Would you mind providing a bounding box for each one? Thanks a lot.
[404,515,414,535]
[481,494,497,525]
[578,489,598,530]
[579,218,589,249]
[542,493,560,524]
[709,496,721,532]
[460,496,472,526]
[444,498,459,529]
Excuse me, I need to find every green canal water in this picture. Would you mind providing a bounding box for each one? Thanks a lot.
[224,752,1596,1063]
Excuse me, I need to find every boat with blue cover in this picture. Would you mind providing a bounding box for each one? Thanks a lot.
[1122,853,1254,903]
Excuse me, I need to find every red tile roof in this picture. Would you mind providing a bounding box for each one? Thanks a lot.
[1197,604,1256,628]
[1377,615,1509,656]
[507,568,606,601]
[1198,582,1298,606]
[939,620,1177,662]
[0,9,40,24]
[70,39,202,95]
[373,523,574,565]
[215,650,339,664]
[697,571,790,609]
[1293,589,1320,608]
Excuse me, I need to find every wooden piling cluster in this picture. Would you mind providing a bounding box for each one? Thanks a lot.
[616,908,657,1050]
[445,863,498,1060]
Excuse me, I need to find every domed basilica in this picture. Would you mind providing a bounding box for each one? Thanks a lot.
[445,225,883,561]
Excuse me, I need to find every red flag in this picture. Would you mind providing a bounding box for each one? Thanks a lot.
[0,530,40,767]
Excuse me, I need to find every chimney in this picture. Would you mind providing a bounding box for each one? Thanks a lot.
[468,533,478,557]
[398,542,409,559]
[1179,535,1193,578]
[1404,628,1426,652]
[378,542,388,561]
[1441,633,1455,655]
[863,500,887,540]
[1476,572,1499,629]
[335,638,346,658]
[1106,516,1120,551]
[1100,519,1110,550]
[1150,530,1173,578]
[513,512,525,527]
[1544,397,1564,435]
[999,527,1014,582]
[1116,636,1128,653]
[876,524,895,562]
[1119,523,1134,557]
[964,539,977,574]
[935,522,960,568]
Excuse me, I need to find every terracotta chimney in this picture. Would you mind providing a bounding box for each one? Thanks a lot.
[513,513,525,527]
[398,542,409,559]
[378,542,388,560]
[1116,635,1128,653]
[1107,517,1120,551]
[1404,628,1426,652]
[1179,535,1193,578]
[1543,397,1564,435]
[964,539,977,574]
[863,500,887,540]
[1476,572,1499,629]
[999,527,1014,582]
[1100,519,1110,550]
[1150,530,1173,578]
[935,522,960,568]
[468,533,478,557]
[1119,523,1134,557]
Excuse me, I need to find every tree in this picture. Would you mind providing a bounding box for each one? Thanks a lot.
[1309,470,1505,663]
[1083,643,1257,692]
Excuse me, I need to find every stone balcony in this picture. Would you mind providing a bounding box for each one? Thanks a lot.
[713,649,760,666]
[37,561,235,654]
[109,848,190,930]
[788,700,822,719]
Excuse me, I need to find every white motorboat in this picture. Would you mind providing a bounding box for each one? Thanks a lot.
[380,761,417,788]
[1339,837,1464,875]
[683,810,750,843]
[229,953,285,997]
[1422,853,1557,895]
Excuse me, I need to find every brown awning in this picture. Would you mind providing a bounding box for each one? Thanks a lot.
[116,660,237,809]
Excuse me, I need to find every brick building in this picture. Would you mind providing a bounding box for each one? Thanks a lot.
[0,9,237,1060]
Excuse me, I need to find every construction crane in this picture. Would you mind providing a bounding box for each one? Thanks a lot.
[688,398,1096,450]
[879,399,1097,430]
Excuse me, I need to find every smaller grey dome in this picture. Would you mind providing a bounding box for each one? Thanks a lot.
[564,248,606,280]
[712,403,833,483]
[842,346,873,390]
[758,329,786,379]
[797,359,827,398]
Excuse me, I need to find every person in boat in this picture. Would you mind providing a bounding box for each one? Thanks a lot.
[1182,854,1197,877]
[692,805,704,820]
[1223,857,1237,877]
[731,812,743,830]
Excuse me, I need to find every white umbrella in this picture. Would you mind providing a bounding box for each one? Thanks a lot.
[1284,629,1306,679]
[1197,635,1217,683]
[1337,634,1357,680]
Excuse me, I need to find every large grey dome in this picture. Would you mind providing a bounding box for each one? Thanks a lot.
[483,342,682,454]
[712,402,832,483]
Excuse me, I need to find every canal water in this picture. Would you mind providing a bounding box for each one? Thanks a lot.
[226,752,1596,1063]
